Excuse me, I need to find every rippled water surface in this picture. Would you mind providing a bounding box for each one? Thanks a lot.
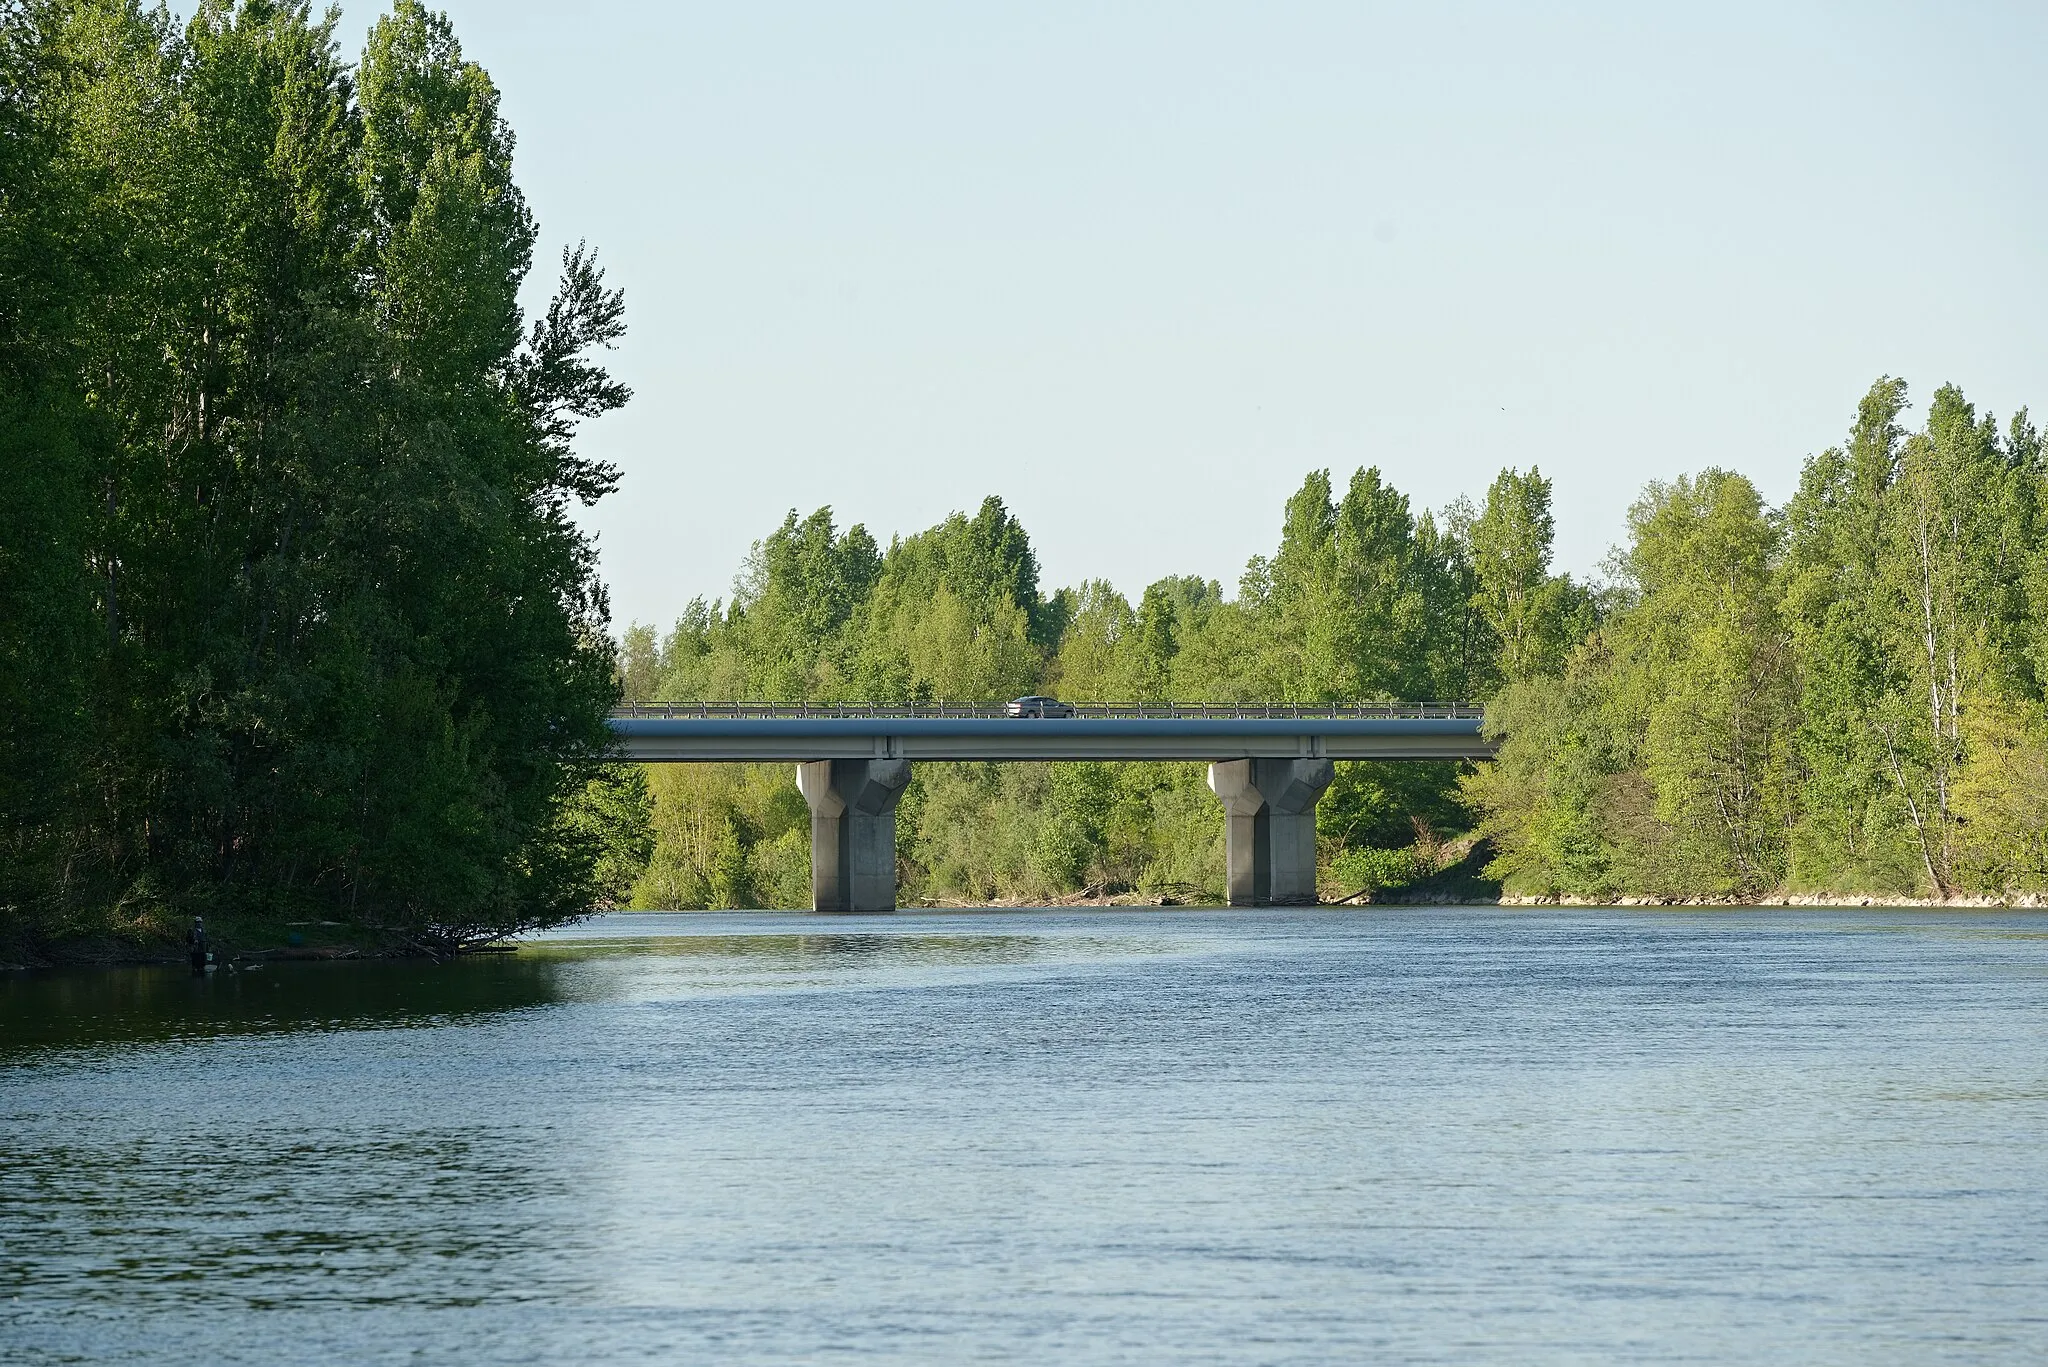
[4,908,2046,1364]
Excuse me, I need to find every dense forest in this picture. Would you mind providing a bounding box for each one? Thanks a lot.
[621,378,2048,909]
[0,0,640,958]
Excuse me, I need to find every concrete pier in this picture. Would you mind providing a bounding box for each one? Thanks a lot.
[1207,758,1335,906]
[796,759,911,912]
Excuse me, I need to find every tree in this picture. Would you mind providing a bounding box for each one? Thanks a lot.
[1778,377,1916,890]
[0,1,632,954]
[1127,583,1180,702]
[0,0,107,942]
[1469,467,1586,687]
[1606,470,1794,892]
[1463,377,2048,903]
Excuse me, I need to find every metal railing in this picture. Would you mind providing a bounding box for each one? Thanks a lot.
[609,701,1483,721]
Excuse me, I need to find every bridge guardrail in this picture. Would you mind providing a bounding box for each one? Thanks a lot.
[609,701,1484,721]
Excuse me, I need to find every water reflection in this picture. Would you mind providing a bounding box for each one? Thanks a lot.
[0,928,1139,1057]
[525,929,1082,966]
[0,955,567,1057]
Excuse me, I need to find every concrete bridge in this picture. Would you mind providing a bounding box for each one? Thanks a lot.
[606,703,1492,912]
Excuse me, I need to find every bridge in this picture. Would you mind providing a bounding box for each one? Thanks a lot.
[606,703,1492,912]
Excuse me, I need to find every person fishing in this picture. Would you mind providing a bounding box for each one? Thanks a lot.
[187,915,210,976]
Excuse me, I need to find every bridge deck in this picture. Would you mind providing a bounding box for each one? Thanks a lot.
[607,704,1491,762]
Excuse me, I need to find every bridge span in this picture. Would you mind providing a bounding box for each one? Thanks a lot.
[606,704,1492,913]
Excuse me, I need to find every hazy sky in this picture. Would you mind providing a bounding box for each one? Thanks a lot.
[281,2,2048,628]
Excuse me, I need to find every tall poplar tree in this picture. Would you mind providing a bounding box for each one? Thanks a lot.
[0,1,633,954]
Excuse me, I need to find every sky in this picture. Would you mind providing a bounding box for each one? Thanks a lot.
[260,2,2048,628]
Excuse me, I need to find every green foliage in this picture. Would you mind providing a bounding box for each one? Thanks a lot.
[1951,704,2048,892]
[1461,659,1629,898]
[1320,762,1467,852]
[632,763,807,909]
[1329,844,1433,894]
[0,2,103,943]
[635,443,1949,909]
[1468,467,1591,686]
[561,765,653,909]
[1465,379,2048,901]
[1606,470,1796,892]
[0,1,628,954]
[621,465,1537,907]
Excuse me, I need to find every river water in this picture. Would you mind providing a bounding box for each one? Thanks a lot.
[3,908,2045,1364]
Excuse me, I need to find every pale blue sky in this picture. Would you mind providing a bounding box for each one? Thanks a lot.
[300,3,2048,626]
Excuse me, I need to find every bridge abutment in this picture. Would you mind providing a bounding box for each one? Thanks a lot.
[796,759,911,912]
[1207,758,1334,906]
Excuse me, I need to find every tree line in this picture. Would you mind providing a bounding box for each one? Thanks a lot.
[618,467,1587,907]
[1475,380,2048,901]
[0,1,637,958]
[623,378,2048,909]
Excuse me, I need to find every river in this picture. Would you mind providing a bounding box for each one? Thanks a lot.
[3,907,2044,1364]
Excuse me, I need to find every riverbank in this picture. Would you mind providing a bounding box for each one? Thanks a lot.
[17,885,2043,970]
[912,890,2048,911]
[1336,833,2048,909]
[1494,891,2048,909]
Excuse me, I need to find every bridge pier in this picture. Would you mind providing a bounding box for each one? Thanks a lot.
[796,759,911,912]
[1207,758,1334,906]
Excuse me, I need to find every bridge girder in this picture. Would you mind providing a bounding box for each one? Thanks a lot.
[607,717,1493,763]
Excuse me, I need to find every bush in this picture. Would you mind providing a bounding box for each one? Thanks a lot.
[1328,845,1429,894]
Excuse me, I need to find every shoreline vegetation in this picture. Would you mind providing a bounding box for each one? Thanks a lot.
[7,6,2046,967]
[616,379,2048,920]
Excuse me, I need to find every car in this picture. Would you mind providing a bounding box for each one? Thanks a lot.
[1004,695,1075,719]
